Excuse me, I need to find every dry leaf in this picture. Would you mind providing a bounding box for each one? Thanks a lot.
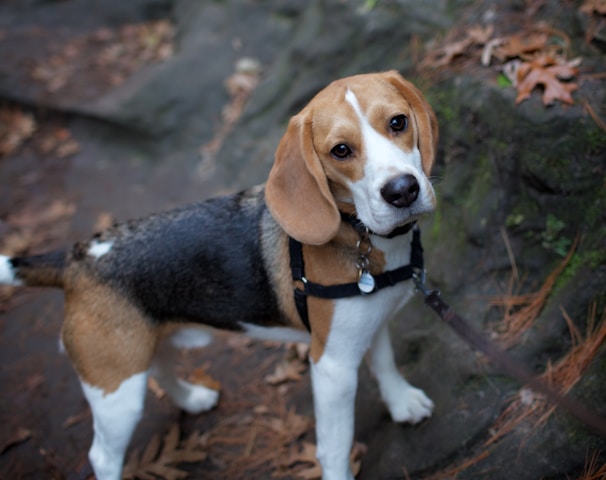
[282,442,321,480]
[515,55,579,105]
[265,361,303,385]
[147,376,166,400]
[580,0,606,15]
[278,440,366,479]
[350,441,368,476]
[0,107,37,157]
[0,427,32,454]
[421,24,493,68]
[123,424,207,480]
[37,127,80,158]
[30,20,174,97]
[7,200,76,229]
[93,211,114,232]
[62,409,91,429]
[187,364,221,391]
[493,32,549,61]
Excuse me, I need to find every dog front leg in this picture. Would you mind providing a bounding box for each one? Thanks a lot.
[367,321,433,424]
[311,354,358,480]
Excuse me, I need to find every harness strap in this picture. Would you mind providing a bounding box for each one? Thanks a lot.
[289,225,424,332]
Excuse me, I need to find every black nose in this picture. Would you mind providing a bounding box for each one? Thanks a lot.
[381,174,420,208]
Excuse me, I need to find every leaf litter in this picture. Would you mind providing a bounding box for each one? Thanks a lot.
[123,424,208,480]
[419,3,601,108]
[117,337,352,479]
[425,235,604,478]
[29,20,174,99]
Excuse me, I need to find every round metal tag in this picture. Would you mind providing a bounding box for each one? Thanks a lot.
[358,270,376,294]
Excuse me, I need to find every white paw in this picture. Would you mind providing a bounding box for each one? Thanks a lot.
[385,385,434,424]
[176,380,220,414]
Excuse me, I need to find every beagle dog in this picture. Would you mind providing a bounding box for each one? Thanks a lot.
[0,70,438,480]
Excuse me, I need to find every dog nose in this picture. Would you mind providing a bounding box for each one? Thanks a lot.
[381,174,420,208]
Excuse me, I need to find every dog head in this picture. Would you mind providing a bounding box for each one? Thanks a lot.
[266,70,438,245]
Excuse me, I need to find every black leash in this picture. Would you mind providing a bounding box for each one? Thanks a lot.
[412,273,606,438]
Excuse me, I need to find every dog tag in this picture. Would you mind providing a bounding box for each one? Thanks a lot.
[358,270,376,294]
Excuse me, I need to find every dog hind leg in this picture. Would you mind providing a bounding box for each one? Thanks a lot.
[151,326,219,414]
[80,372,148,480]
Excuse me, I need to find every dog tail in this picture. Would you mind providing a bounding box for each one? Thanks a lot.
[0,250,67,288]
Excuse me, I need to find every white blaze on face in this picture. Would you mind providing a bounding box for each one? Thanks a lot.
[343,89,434,234]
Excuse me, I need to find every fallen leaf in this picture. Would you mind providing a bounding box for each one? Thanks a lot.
[421,24,493,68]
[515,55,579,105]
[93,211,114,232]
[350,441,368,476]
[0,107,37,157]
[280,409,311,439]
[62,409,91,429]
[282,442,321,479]
[123,424,207,480]
[0,427,32,454]
[0,231,33,256]
[7,199,76,229]
[147,376,166,400]
[493,32,549,61]
[37,127,80,158]
[187,364,221,391]
[23,373,45,392]
[265,361,303,385]
[580,0,606,15]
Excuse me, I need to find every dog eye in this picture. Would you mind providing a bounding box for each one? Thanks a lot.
[331,144,352,159]
[390,114,408,132]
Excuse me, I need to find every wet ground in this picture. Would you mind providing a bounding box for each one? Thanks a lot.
[0,133,316,480]
[0,2,318,478]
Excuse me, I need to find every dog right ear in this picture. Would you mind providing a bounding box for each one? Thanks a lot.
[265,113,340,245]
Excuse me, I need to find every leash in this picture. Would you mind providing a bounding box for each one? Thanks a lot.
[289,218,606,438]
[412,271,606,438]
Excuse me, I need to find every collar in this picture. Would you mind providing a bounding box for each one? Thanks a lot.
[339,211,416,238]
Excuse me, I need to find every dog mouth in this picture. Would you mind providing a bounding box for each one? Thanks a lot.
[360,201,435,236]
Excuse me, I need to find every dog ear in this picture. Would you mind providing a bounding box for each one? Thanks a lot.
[383,70,439,176]
[265,113,340,245]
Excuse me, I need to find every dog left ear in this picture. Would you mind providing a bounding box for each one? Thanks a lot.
[265,113,340,245]
[383,70,439,176]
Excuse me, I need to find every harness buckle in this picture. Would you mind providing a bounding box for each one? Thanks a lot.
[412,267,430,297]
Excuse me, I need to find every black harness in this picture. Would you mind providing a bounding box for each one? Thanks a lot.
[289,214,424,332]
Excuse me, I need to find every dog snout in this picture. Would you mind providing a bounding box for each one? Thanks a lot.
[380,174,420,208]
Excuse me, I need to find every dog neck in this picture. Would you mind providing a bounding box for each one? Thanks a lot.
[339,211,416,239]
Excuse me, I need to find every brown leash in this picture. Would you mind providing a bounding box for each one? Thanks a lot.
[412,270,606,438]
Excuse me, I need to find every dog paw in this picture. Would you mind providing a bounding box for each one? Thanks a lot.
[176,380,220,414]
[386,386,434,424]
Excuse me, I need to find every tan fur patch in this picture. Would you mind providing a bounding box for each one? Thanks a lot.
[303,224,386,363]
[260,210,306,330]
[61,269,157,394]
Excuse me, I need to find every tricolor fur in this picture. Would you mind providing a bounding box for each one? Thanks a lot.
[0,70,439,480]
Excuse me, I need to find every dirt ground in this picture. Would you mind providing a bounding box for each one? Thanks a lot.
[0,4,318,479]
